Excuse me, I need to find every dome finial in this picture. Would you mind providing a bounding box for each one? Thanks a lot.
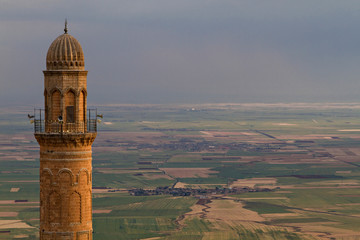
[64,19,68,34]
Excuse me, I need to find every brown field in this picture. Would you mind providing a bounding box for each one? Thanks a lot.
[201,131,253,136]
[325,148,348,155]
[160,168,218,178]
[142,173,174,180]
[192,198,316,239]
[0,212,18,217]
[208,197,360,239]
[10,188,20,192]
[261,213,299,218]
[177,198,279,237]
[96,169,162,174]
[18,201,39,204]
[239,197,288,200]
[0,200,15,204]
[184,184,227,189]
[336,171,352,174]
[206,199,264,222]
[344,148,360,155]
[175,195,358,239]
[177,203,207,227]
[337,129,360,132]
[336,156,360,163]
[13,234,29,238]
[240,132,259,136]
[93,210,112,214]
[173,182,187,188]
[0,220,34,229]
[337,203,360,206]
[272,123,297,126]
[277,135,342,140]
[0,156,26,161]
[230,178,277,188]
[284,223,360,240]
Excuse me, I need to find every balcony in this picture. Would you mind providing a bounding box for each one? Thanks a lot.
[33,109,98,134]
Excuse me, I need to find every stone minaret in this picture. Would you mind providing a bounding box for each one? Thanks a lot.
[34,22,97,240]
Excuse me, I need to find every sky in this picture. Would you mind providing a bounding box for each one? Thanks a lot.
[1,0,360,106]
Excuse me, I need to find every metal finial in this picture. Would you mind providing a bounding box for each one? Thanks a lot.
[64,19,68,34]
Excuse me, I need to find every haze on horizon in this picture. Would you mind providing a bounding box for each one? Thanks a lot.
[1,0,360,106]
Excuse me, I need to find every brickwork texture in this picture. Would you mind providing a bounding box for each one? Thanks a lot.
[35,28,96,240]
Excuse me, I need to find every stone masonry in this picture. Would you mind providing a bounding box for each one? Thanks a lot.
[35,23,96,240]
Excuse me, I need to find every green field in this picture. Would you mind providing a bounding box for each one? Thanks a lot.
[2,103,360,239]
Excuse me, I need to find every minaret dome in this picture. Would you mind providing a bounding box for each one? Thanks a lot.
[46,31,85,70]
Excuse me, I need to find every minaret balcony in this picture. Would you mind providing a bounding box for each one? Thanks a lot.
[33,108,98,134]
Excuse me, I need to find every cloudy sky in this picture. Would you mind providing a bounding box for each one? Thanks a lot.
[1,0,360,106]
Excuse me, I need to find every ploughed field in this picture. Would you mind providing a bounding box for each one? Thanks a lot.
[3,103,360,239]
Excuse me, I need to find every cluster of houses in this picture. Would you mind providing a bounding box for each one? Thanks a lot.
[128,186,273,197]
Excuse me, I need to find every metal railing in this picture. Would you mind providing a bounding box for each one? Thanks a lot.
[33,108,98,134]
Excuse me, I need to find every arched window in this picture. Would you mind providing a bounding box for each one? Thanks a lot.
[40,190,45,222]
[78,169,89,186]
[41,169,52,188]
[69,192,81,223]
[65,90,75,123]
[48,191,61,223]
[85,190,91,221]
[58,169,72,188]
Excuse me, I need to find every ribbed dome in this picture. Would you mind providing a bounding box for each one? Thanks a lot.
[46,33,85,70]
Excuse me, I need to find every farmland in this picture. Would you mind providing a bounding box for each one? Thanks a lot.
[2,103,360,239]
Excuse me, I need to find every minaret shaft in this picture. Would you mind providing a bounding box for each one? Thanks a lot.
[36,134,95,239]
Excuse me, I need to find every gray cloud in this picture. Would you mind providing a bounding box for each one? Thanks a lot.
[1,0,360,106]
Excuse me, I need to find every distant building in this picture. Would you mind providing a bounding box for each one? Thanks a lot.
[34,21,98,240]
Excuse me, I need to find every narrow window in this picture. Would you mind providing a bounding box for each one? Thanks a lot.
[65,91,75,123]
[66,106,75,123]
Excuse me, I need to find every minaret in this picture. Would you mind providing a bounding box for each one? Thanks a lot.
[34,22,97,240]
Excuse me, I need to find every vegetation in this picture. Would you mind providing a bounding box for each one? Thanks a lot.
[3,103,360,239]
